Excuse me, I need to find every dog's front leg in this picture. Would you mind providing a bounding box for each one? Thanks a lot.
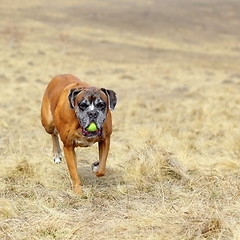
[93,137,110,177]
[63,146,82,195]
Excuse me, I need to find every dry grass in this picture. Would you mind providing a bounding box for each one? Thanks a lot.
[1,0,240,239]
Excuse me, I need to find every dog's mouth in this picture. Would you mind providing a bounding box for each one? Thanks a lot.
[82,126,102,137]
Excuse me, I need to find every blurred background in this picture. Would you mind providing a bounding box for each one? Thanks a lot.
[1,0,240,239]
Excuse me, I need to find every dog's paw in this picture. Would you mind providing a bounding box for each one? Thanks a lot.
[73,184,83,196]
[54,156,62,164]
[91,162,99,173]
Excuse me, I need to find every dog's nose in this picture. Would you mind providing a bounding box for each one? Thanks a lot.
[87,110,99,119]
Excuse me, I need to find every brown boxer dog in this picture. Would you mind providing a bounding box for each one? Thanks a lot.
[41,74,117,194]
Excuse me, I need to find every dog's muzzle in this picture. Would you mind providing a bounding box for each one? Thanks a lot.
[78,110,103,138]
[82,125,102,137]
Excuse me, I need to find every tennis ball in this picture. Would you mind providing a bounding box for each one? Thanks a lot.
[86,122,97,132]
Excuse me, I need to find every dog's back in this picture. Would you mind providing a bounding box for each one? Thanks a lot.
[41,74,82,134]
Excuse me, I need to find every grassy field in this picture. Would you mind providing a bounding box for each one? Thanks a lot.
[1,0,240,239]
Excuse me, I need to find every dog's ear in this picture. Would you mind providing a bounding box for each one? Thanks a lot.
[101,88,117,111]
[68,88,82,109]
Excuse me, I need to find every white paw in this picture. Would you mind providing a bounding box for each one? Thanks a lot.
[91,162,99,173]
[54,157,62,164]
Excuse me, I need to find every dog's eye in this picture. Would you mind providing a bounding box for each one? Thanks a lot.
[96,102,106,110]
[79,102,89,111]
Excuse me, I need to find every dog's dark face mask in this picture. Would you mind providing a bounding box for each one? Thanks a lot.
[68,87,117,138]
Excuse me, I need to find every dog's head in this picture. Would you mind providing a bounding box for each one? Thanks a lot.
[68,87,117,137]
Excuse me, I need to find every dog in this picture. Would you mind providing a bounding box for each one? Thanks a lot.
[41,74,117,194]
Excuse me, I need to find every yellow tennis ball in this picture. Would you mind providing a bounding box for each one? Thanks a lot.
[87,122,97,132]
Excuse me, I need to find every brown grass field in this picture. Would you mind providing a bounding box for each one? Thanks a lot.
[1,0,240,239]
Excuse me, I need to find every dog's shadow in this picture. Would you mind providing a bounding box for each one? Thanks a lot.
[77,163,124,191]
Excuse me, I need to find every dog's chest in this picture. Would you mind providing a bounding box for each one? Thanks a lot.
[74,138,95,147]
[73,130,97,147]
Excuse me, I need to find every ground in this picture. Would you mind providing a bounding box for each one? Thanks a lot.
[0,0,240,239]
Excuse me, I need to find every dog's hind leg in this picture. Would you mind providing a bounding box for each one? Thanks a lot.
[41,95,62,164]
[52,130,62,164]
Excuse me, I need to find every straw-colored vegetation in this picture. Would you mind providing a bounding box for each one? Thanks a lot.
[1,0,240,239]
